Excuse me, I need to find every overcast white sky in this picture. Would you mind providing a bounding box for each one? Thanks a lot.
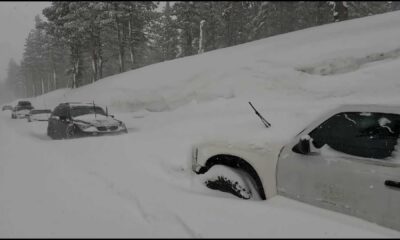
[0,1,51,83]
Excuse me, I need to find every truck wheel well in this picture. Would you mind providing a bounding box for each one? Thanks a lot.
[197,154,266,200]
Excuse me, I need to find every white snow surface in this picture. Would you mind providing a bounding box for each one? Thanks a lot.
[2,11,400,237]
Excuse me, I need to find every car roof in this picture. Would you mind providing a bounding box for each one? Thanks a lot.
[58,102,103,108]
[334,104,400,115]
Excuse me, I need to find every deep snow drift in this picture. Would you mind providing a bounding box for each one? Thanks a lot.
[2,11,400,237]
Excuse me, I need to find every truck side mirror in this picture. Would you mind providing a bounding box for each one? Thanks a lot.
[292,135,311,155]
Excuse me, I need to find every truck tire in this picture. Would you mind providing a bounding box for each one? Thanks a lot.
[201,165,261,200]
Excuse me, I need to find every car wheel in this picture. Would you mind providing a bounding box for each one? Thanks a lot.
[50,128,62,140]
[47,127,54,139]
[200,165,261,200]
[65,125,76,139]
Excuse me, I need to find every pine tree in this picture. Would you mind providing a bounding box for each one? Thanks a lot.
[5,59,24,97]
[347,1,392,19]
[333,1,349,22]
[149,2,179,62]
[221,2,253,47]
[173,2,201,57]
[43,2,86,88]
[194,2,225,51]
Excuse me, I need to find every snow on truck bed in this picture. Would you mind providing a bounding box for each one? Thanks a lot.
[2,11,400,237]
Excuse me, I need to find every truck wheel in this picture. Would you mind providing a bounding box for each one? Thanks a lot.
[201,165,260,200]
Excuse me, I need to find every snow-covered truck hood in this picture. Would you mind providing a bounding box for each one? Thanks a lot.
[192,140,284,199]
[73,114,121,127]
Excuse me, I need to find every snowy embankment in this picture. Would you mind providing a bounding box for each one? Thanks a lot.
[2,11,400,237]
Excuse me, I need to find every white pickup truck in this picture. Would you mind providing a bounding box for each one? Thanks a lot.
[192,104,400,231]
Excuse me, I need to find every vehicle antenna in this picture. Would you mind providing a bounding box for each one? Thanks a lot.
[248,101,271,128]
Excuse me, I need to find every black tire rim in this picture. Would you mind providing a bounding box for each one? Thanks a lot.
[66,126,75,139]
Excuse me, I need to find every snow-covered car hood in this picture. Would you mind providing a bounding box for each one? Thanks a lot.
[73,114,121,127]
[15,109,31,115]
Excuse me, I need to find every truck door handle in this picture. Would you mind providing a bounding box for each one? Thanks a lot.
[384,180,400,189]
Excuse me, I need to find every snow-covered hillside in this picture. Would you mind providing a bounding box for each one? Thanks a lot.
[2,11,400,237]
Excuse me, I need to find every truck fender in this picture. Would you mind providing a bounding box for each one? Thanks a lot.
[196,154,267,200]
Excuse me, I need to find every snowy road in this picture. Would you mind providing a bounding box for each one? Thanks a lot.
[0,109,399,238]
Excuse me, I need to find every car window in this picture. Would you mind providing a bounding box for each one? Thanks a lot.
[18,101,32,106]
[70,106,106,117]
[308,112,400,160]
[52,107,61,117]
[32,110,51,114]
[52,106,68,117]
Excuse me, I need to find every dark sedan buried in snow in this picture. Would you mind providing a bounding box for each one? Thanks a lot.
[47,102,128,139]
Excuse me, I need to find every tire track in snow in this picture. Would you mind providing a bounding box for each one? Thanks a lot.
[174,214,202,238]
[86,170,155,223]
[86,169,203,237]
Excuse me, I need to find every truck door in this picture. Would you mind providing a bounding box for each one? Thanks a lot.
[277,111,400,231]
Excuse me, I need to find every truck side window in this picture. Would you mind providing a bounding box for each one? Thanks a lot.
[308,112,400,159]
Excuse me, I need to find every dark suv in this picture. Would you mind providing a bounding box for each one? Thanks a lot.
[11,101,34,119]
[47,102,128,139]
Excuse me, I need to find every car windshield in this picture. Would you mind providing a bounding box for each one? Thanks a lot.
[18,101,31,106]
[15,106,32,111]
[70,106,106,117]
[31,110,51,114]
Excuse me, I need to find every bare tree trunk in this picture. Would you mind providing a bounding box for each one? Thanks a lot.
[25,82,28,98]
[91,49,97,83]
[47,75,50,93]
[33,82,36,97]
[116,17,125,73]
[72,58,80,89]
[198,20,206,54]
[97,29,103,79]
[90,28,99,83]
[41,79,45,95]
[98,56,103,79]
[128,18,135,69]
[53,68,57,90]
[72,73,76,89]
